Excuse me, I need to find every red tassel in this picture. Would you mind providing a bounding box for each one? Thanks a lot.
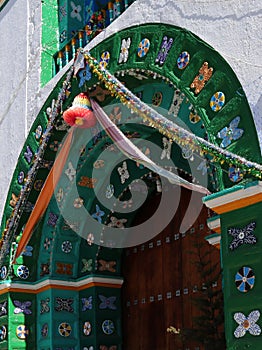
[62,92,97,129]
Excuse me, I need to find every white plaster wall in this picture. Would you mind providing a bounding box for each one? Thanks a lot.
[0,0,261,221]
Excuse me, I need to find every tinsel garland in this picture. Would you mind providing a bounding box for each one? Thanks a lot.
[0,66,74,265]
[82,50,262,179]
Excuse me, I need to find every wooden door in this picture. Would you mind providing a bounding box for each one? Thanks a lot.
[122,188,224,350]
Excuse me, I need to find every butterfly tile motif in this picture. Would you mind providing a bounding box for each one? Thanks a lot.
[24,146,33,164]
[81,259,93,273]
[81,296,93,311]
[217,116,244,148]
[99,51,110,69]
[92,205,105,223]
[117,161,129,184]
[14,300,32,315]
[22,245,33,256]
[87,233,94,246]
[56,263,73,275]
[155,36,173,66]
[0,301,7,316]
[190,62,213,94]
[40,298,50,314]
[55,297,74,312]
[234,310,261,338]
[106,184,115,199]
[118,38,131,64]
[41,323,48,337]
[99,295,117,310]
[98,260,116,273]
[228,222,257,250]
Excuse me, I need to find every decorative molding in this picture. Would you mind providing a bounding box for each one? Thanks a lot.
[0,276,123,295]
[203,182,262,214]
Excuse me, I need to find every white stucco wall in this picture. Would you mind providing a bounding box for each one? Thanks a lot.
[0,0,261,221]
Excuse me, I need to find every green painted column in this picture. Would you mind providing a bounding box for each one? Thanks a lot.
[204,181,262,350]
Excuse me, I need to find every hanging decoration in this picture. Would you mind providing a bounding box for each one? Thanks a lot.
[234,310,261,338]
[82,50,262,178]
[62,92,96,128]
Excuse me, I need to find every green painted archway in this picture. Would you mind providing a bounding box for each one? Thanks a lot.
[0,23,261,350]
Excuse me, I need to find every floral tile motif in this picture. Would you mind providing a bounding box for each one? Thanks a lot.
[43,237,52,250]
[78,65,92,87]
[155,36,173,66]
[87,233,94,246]
[177,51,190,69]
[17,265,29,279]
[16,325,29,339]
[99,295,117,310]
[98,260,116,273]
[93,159,105,169]
[83,321,92,335]
[234,310,261,338]
[235,266,255,293]
[56,188,64,202]
[228,166,244,183]
[210,91,225,112]
[107,216,127,228]
[61,241,73,253]
[73,197,84,208]
[118,38,131,63]
[118,161,129,184]
[18,171,25,184]
[92,204,105,223]
[106,184,114,199]
[58,322,72,337]
[55,297,74,312]
[0,325,6,340]
[99,51,110,69]
[217,116,244,148]
[82,296,93,311]
[35,125,43,140]
[34,179,44,191]
[228,221,257,250]
[102,319,115,335]
[9,193,19,207]
[14,300,32,315]
[152,91,163,106]
[190,62,213,94]
[138,38,150,58]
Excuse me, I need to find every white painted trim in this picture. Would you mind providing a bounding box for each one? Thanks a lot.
[207,217,221,231]
[206,235,221,246]
[0,276,124,292]
[204,182,262,209]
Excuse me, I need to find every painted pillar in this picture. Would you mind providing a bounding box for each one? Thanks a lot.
[204,181,262,350]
